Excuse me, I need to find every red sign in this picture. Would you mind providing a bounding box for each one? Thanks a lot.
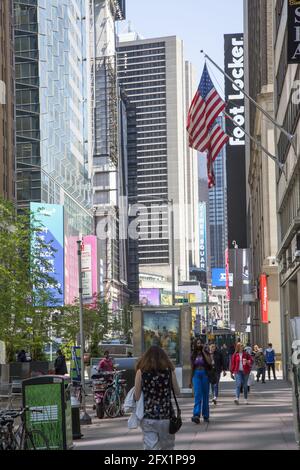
[260,274,268,324]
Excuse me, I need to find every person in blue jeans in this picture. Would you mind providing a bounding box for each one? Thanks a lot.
[190,339,212,424]
[264,343,277,380]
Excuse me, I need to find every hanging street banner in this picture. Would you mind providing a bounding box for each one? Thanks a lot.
[260,274,269,324]
[199,202,207,273]
[288,0,300,63]
[224,33,247,250]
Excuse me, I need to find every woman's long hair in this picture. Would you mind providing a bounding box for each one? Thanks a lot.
[235,342,244,353]
[136,346,175,372]
[191,339,204,363]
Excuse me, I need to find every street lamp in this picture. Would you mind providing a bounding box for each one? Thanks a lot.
[128,195,175,305]
[77,240,92,424]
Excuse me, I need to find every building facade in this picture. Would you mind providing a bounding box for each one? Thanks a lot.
[273,0,300,378]
[14,0,93,303]
[0,0,15,200]
[90,0,128,310]
[117,35,199,288]
[244,0,281,352]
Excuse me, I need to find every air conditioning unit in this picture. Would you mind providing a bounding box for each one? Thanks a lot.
[292,233,300,262]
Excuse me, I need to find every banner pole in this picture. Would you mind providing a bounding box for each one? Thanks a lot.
[201,50,294,143]
[224,111,285,174]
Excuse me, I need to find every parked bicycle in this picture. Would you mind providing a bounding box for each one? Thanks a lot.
[91,371,114,419]
[103,370,127,418]
[0,407,49,450]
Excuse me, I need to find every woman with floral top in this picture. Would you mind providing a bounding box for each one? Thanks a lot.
[134,346,180,450]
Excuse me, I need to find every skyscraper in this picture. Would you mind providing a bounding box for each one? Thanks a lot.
[0,0,15,200]
[90,0,127,309]
[14,0,93,304]
[14,0,91,216]
[117,35,199,286]
[208,117,228,269]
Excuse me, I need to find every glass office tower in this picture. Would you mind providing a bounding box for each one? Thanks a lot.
[14,0,92,236]
[208,116,228,269]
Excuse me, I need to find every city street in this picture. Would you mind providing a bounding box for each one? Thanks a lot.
[75,377,298,451]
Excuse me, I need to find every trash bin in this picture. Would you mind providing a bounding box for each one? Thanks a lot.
[22,375,73,450]
[71,387,82,440]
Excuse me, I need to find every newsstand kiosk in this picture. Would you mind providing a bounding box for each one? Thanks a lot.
[22,375,73,450]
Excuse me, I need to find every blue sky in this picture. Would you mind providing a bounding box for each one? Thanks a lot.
[120,0,244,93]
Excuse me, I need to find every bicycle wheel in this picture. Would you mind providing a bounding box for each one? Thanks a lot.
[24,429,50,450]
[103,387,121,418]
[96,402,105,419]
[0,433,18,450]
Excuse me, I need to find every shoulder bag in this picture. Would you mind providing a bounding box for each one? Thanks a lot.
[169,370,182,435]
[207,367,218,385]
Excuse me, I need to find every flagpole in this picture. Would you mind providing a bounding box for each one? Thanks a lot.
[201,50,294,143]
[224,111,285,173]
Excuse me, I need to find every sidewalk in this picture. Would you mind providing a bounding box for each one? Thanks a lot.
[75,377,299,450]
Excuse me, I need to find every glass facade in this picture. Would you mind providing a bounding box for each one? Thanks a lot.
[209,116,228,269]
[14,0,92,237]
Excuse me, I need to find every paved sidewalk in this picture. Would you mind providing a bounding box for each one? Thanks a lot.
[75,378,299,450]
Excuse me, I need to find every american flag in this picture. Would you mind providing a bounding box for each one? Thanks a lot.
[187,64,228,188]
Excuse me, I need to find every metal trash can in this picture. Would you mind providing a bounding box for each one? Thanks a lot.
[22,375,73,450]
[71,388,82,439]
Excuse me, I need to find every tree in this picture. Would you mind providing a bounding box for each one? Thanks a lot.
[0,198,61,361]
[54,296,111,358]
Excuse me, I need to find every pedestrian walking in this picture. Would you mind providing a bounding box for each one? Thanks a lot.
[230,343,253,405]
[254,347,266,383]
[264,343,277,380]
[209,343,226,405]
[190,339,212,424]
[134,345,180,450]
[228,343,235,370]
[17,349,27,363]
[220,344,229,371]
[54,349,68,375]
[244,342,253,355]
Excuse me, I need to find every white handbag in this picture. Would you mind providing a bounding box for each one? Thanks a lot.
[248,372,255,386]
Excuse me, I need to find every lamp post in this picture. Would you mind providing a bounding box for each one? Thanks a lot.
[77,240,92,425]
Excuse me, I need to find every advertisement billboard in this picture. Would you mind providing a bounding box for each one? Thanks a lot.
[142,309,180,365]
[82,235,98,304]
[212,268,233,288]
[30,203,64,306]
[224,34,247,249]
[139,288,160,306]
[228,248,252,333]
[65,236,78,305]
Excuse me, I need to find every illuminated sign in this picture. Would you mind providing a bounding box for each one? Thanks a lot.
[260,274,268,324]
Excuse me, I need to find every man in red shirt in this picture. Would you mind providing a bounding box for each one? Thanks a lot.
[98,350,115,372]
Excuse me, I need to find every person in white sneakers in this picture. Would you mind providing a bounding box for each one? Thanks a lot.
[230,343,253,405]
